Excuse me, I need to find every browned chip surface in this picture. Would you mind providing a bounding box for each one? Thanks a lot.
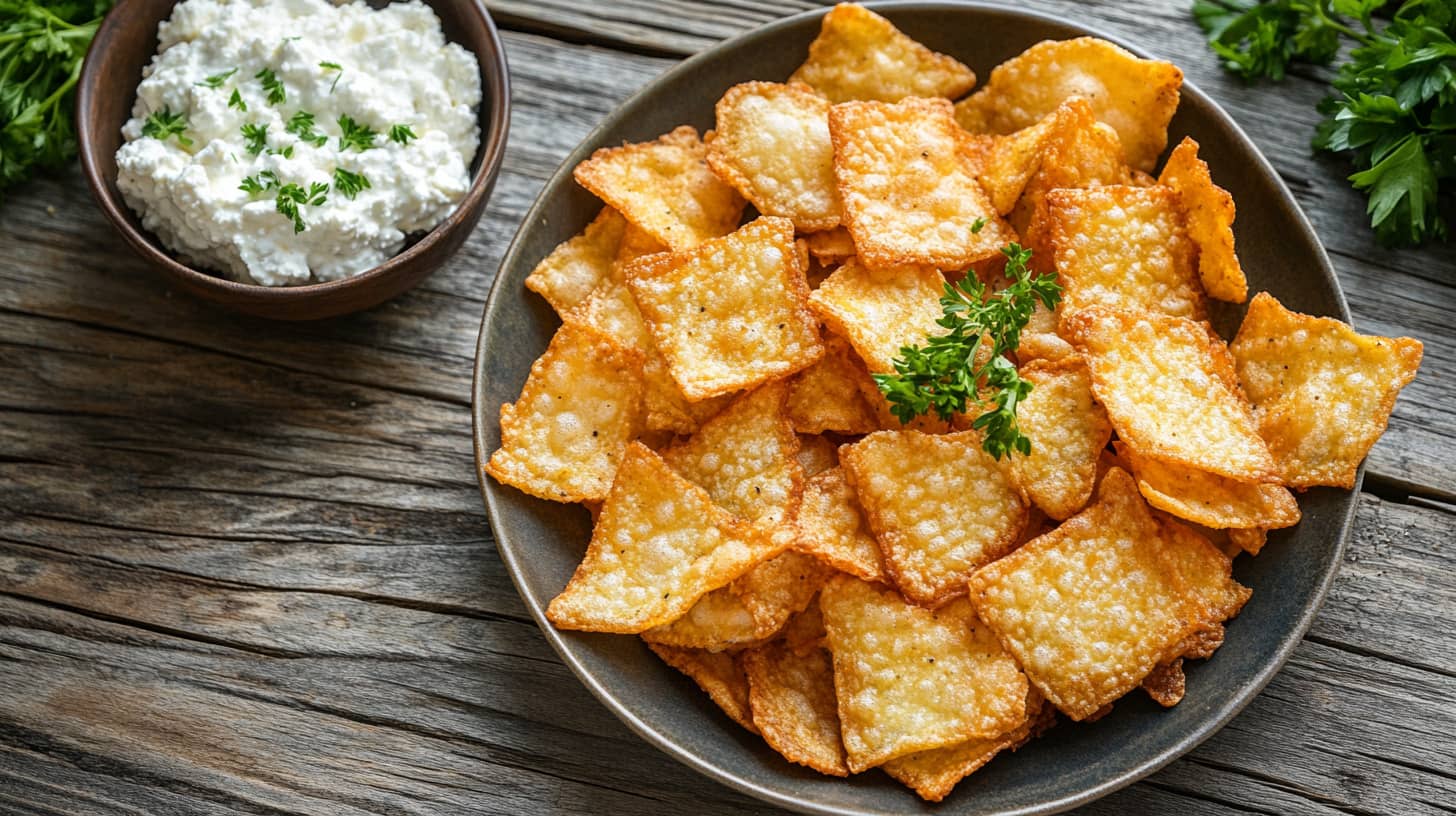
[1119,442,1301,530]
[808,258,946,374]
[789,3,976,103]
[796,434,839,477]
[841,430,1026,605]
[829,97,1012,270]
[525,207,627,315]
[881,690,1045,802]
[647,642,758,733]
[1011,357,1113,520]
[787,333,881,434]
[646,550,831,650]
[742,641,848,776]
[1159,136,1247,303]
[1158,516,1252,625]
[1141,659,1186,708]
[796,467,888,584]
[574,125,745,251]
[804,226,857,267]
[1230,292,1423,489]
[1009,98,1132,240]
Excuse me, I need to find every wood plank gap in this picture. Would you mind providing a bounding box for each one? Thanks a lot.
[489,10,692,59]
[1352,750,1456,785]
[1362,472,1456,508]
[1139,779,1281,816]
[1302,633,1456,680]
[1184,755,1383,816]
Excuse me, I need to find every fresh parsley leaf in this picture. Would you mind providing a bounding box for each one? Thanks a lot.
[872,244,1062,460]
[388,124,418,145]
[196,67,238,89]
[228,88,247,112]
[319,61,343,93]
[274,180,329,233]
[240,122,269,156]
[255,67,286,106]
[284,110,328,147]
[142,108,193,147]
[337,114,378,152]
[269,144,294,159]
[332,167,370,199]
[239,169,279,195]
[971,216,986,234]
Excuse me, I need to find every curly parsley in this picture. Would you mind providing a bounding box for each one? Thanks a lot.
[337,114,378,152]
[332,167,370,199]
[142,108,193,147]
[240,122,269,156]
[255,67,286,106]
[388,124,418,145]
[284,110,328,147]
[275,181,329,233]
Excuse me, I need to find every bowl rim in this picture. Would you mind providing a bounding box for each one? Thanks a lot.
[471,3,1360,813]
[75,0,511,298]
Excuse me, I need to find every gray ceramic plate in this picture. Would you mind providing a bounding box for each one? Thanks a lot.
[472,3,1358,813]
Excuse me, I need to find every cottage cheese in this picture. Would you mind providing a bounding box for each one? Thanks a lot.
[116,0,481,286]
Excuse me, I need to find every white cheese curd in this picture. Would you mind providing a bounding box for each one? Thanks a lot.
[115,0,481,286]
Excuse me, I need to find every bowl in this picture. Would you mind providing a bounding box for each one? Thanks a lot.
[76,0,510,320]
[471,3,1358,813]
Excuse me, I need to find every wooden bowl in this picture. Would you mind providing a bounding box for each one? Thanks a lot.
[75,0,510,321]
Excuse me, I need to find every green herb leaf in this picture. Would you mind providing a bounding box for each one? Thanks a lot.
[228,89,247,112]
[255,67,286,106]
[142,107,193,147]
[332,167,371,199]
[284,110,328,147]
[240,122,269,156]
[337,114,379,152]
[389,124,418,145]
[239,169,279,195]
[196,67,238,89]
[274,180,329,233]
[319,61,343,93]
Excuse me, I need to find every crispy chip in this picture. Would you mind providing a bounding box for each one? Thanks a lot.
[546,443,786,633]
[841,430,1026,605]
[1044,185,1206,321]
[1009,99,1132,238]
[1065,307,1279,483]
[573,125,745,251]
[486,322,644,503]
[525,207,627,315]
[796,467,888,584]
[1016,296,1074,364]
[779,594,829,655]
[647,642,758,733]
[1159,137,1247,303]
[789,3,976,103]
[628,217,825,400]
[804,226,857,267]
[821,576,1028,772]
[1159,516,1252,624]
[954,37,1181,172]
[796,434,839,477]
[1011,357,1113,520]
[646,551,831,650]
[1141,659,1186,708]
[969,469,1200,720]
[1228,527,1268,556]
[742,641,848,776]
[829,97,1012,270]
[809,258,946,374]
[881,689,1045,802]
[1230,292,1423,489]
[616,222,668,267]
[787,333,881,434]
[976,113,1060,215]
[1117,442,1301,529]
[708,82,842,232]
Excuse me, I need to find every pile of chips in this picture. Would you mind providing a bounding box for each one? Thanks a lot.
[487,3,1424,802]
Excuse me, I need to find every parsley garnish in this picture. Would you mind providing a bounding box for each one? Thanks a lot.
[285,110,328,147]
[228,89,247,112]
[255,67,286,106]
[971,216,986,234]
[275,181,329,233]
[196,67,238,89]
[872,244,1062,459]
[337,114,378,152]
[269,144,294,159]
[239,169,280,195]
[332,167,371,199]
[240,122,269,156]
[389,124,418,145]
[142,108,193,147]
[320,61,343,93]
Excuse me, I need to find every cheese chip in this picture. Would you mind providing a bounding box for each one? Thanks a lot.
[789,3,976,104]
[796,434,839,477]
[629,217,825,400]
[976,112,1061,215]
[1159,516,1252,625]
[829,97,1012,270]
[969,468,1200,720]
[1044,185,1206,321]
[821,576,1029,772]
[486,322,644,503]
[787,333,880,434]
[645,551,831,650]
[1228,526,1268,556]
[1230,292,1423,489]
[742,641,848,776]
[1010,357,1113,520]
[796,467,888,584]
[841,430,1026,605]
[955,37,1182,172]
[808,258,946,374]
[647,642,758,733]
[881,689,1046,802]
[1010,99,1132,241]
[708,82,842,232]
[574,125,745,251]
[1141,659,1186,708]
[1117,442,1301,530]
[1159,136,1247,302]
[525,207,627,315]
[1065,307,1279,483]
[546,443,786,633]
[803,226,856,267]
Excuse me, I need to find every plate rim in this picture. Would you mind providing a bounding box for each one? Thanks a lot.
[471,3,1361,813]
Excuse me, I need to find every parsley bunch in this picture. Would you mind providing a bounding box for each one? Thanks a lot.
[0,0,111,198]
[873,244,1063,460]
[1194,0,1456,246]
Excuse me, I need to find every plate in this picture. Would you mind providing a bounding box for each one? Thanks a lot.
[471,4,1358,813]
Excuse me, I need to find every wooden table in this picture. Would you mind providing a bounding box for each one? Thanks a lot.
[2,2,1453,813]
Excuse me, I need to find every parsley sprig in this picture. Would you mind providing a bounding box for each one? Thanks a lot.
[332,167,370,199]
[873,244,1062,460]
[142,108,192,147]
[337,114,378,152]
[240,122,268,156]
[285,110,328,147]
[196,67,237,89]
[275,181,329,233]
[389,124,418,145]
[319,61,343,93]
[255,67,286,106]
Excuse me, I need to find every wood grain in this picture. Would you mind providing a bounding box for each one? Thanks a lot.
[0,2,1452,814]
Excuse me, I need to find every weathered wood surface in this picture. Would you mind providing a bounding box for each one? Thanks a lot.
[0,1,1452,814]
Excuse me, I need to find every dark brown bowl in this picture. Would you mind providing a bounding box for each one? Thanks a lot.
[76,0,510,320]
[473,2,1358,814]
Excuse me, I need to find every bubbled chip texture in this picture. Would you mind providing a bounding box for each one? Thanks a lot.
[788,4,976,104]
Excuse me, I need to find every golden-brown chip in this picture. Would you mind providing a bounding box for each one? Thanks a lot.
[628,217,825,400]
[789,3,976,104]
[803,226,857,267]
[1230,292,1423,489]
[1009,98,1133,236]
[1065,307,1279,483]
[546,443,787,633]
[787,333,881,434]
[645,551,831,650]
[954,37,1181,172]
[1117,442,1301,530]
[778,594,829,655]
[1228,527,1268,556]
[1141,659,1186,708]
[881,689,1045,802]
[708,82,842,232]
[796,467,888,584]
[841,430,1027,605]
[808,258,946,374]
[1045,185,1206,321]
[1158,516,1252,625]
[1010,357,1113,520]
[969,468,1200,720]
[486,322,644,503]
[976,113,1060,216]
[820,576,1028,771]
[646,642,758,733]
[1016,295,1074,364]
[742,641,848,776]
[796,434,839,477]
[573,125,745,251]
[829,97,1013,270]
[1159,137,1247,303]
[525,207,627,315]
